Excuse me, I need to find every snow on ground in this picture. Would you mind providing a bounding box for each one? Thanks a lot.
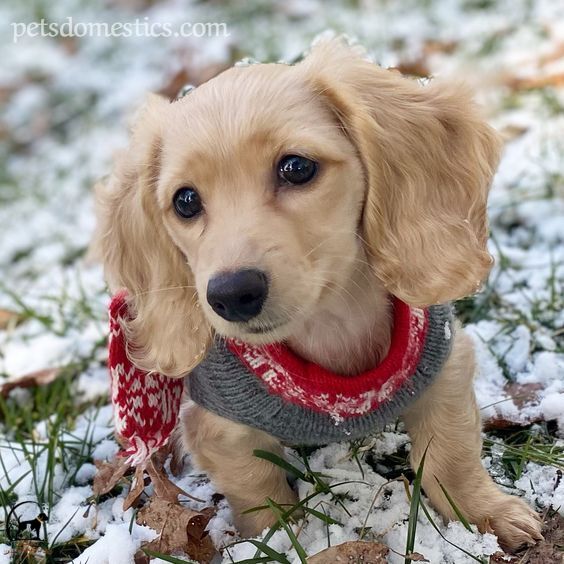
[0,0,563,562]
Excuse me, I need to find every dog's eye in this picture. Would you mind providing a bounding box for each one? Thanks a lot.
[173,187,203,219]
[277,155,318,186]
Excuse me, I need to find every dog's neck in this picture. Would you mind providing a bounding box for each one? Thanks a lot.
[287,259,392,375]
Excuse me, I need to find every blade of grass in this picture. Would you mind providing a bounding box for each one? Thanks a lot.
[434,476,473,532]
[233,558,274,564]
[242,503,340,526]
[300,505,341,525]
[253,449,308,482]
[359,478,401,540]
[265,497,307,564]
[49,505,82,548]
[231,539,291,564]
[143,550,196,563]
[404,445,428,564]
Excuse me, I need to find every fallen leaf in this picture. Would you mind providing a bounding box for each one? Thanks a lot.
[405,553,429,562]
[14,541,42,558]
[506,72,564,91]
[0,309,21,330]
[133,550,149,564]
[157,439,185,478]
[505,382,544,409]
[92,445,204,512]
[483,383,544,431]
[515,511,564,564]
[146,453,204,503]
[483,418,541,431]
[137,499,216,563]
[92,456,131,498]
[308,540,389,563]
[0,367,63,398]
[392,58,430,78]
[490,552,519,563]
[123,464,146,511]
[159,62,230,100]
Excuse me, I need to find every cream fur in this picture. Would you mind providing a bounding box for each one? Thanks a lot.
[93,39,543,550]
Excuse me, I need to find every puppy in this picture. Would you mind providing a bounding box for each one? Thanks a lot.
[94,40,543,550]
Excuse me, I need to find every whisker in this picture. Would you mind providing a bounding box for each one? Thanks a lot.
[130,284,198,298]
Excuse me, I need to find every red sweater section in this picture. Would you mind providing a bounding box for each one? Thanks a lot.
[228,298,429,419]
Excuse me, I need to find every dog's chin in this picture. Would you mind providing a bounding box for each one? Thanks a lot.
[205,299,319,345]
[213,321,291,345]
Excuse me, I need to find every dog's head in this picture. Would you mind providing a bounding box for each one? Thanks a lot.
[94,40,501,376]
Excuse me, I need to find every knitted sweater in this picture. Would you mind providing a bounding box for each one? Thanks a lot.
[187,299,454,445]
[108,294,453,463]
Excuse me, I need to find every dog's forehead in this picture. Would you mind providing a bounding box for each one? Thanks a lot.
[166,63,332,150]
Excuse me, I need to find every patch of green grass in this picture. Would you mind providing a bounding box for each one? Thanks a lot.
[244,444,493,564]
[485,423,564,482]
[0,345,110,560]
[0,381,104,477]
[463,0,496,10]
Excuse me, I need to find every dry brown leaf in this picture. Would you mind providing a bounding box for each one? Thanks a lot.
[123,464,146,511]
[93,445,204,510]
[14,540,43,558]
[133,550,150,564]
[504,382,544,409]
[483,417,543,431]
[159,62,230,100]
[92,456,131,497]
[405,553,429,562]
[514,512,563,564]
[0,309,21,330]
[155,439,185,478]
[146,454,204,503]
[137,499,216,563]
[307,540,389,563]
[489,552,519,563]
[506,72,564,91]
[484,418,522,431]
[0,367,63,398]
[483,383,544,431]
[392,58,430,78]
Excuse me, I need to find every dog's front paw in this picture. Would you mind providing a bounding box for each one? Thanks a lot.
[483,495,543,552]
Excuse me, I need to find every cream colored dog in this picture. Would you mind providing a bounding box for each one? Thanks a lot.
[94,40,543,550]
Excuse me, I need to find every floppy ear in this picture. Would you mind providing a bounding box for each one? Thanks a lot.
[93,95,210,377]
[303,40,502,306]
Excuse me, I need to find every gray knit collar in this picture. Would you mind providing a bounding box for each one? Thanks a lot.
[188,301,454,445]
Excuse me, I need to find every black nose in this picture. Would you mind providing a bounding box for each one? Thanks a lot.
[206,269,268,322]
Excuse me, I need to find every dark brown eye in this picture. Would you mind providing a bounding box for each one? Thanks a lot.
[173,187,202,219]
[277,155,318,185]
